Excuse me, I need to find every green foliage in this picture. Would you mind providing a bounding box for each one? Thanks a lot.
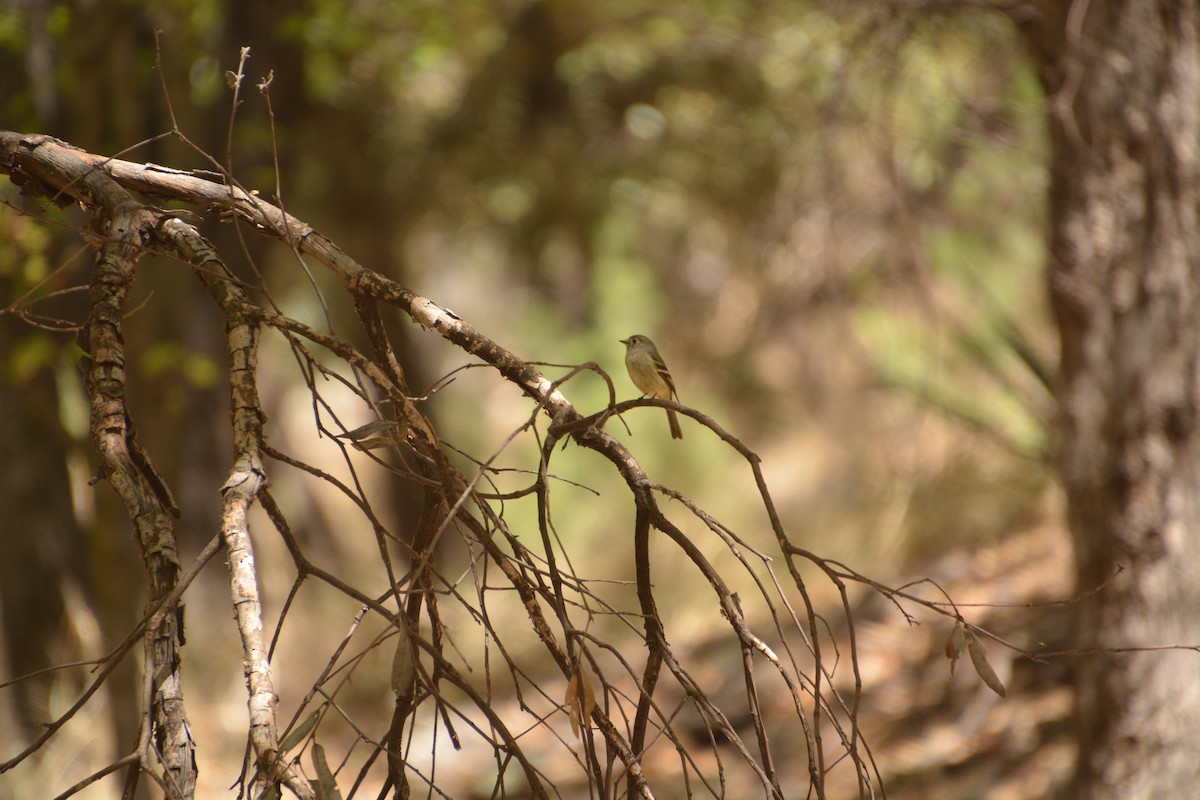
[0,8,27,53]
[140,341,220,389]
[840,13,1052,465]
[0,206,51,288]
[1,0,1054,538]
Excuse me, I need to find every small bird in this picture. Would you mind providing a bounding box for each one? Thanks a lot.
[620,334,683,439]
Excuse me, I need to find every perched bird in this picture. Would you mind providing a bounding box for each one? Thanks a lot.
[620,334,683,439]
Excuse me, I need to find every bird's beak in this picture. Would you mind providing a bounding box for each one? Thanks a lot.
[619,338,629,345]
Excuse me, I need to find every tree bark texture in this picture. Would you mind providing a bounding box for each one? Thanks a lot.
[8,134,198,797]
[1038,0,1200,795]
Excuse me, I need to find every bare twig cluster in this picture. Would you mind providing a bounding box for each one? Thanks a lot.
[0,125,1027,799]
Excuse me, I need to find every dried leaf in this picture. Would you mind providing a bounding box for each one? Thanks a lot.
[391,625,417,700]
[945,622,966,676]
[564,667,596,738]
[279,710,319,754]
[336,420,399,450]
[337,420,398,442]
[580,669,596,721]
[311,743,343,800]
[565,673,580,738]
[967,633,1007,697]
[350,436,395,451]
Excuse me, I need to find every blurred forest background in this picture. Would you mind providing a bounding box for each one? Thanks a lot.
[1,0,1195,798]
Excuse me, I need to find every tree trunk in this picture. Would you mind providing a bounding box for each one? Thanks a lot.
[0,326,88,737]
[1037,0,1200,795]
